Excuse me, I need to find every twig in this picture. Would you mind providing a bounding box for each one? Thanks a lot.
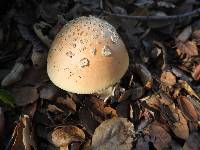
[103,8,200,22]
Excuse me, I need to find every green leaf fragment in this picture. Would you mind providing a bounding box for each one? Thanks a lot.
[0,89,15,107]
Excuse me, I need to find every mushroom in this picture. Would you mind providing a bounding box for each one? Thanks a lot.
[47,16,129,95]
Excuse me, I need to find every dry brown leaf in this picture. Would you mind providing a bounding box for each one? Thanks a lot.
[48,125,85,148]
[178,96,199,121]
[171,108,189,140]
[176,41,198,56]
[144,94,160,110]
[85,96,117,121]
[160,71,176,86]
[176,26,192,42]
[135,64,153,88]
[149,122,172,150]
[192,64,200,81]
[7,115,36,150]
[47,104,64,113]
[92,118,134,150]
[11,86,39,106]
[192,30,200,38]
[192,29,200,45]
[56,96,77,112]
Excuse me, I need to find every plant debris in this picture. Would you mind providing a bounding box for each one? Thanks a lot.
[0,0,200,149]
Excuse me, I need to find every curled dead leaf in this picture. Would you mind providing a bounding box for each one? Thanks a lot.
[135,64,153,88]
[176,26,192,43]
[7,115,36,150]
[56,96,77,112]
[48,125,85,148]
[85,96,117,121]
[1,62,26,86]
[92,117,134,150]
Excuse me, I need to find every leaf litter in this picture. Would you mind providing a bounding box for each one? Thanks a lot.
[0,0,200,149]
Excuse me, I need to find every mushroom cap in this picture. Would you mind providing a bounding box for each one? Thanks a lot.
[47,16,129,94]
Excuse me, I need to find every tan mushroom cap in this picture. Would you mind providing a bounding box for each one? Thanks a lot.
[47,16,129,94]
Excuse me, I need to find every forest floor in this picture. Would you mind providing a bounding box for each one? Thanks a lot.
[0,0,200,149]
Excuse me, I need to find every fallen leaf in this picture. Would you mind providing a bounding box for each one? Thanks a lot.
[149,122,172,150]
[116,100,130,118]
[92,117,134,150]
[171,108,189,140]
[47,104,64,113]
[11,86,39,106]
[85,96,117,122]
[176,26,192,42]
[179,80,200,100]
[1,62,26,86]
[79,106,99,135]
[39,84,59,100]
[31,50,48,69]
[192,29,200,45]
[7,115,36,150]
[176,41,198,56]
[160,71,176,86]
[192,64,200,81]
[48,125,85,148]
[178,96,199,121]
[135,64,153,88]
[0,89,15,107]
[56,96,77,112]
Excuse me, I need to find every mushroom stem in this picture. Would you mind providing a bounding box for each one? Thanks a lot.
[95,85,115,101]
[60,146,69,150]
